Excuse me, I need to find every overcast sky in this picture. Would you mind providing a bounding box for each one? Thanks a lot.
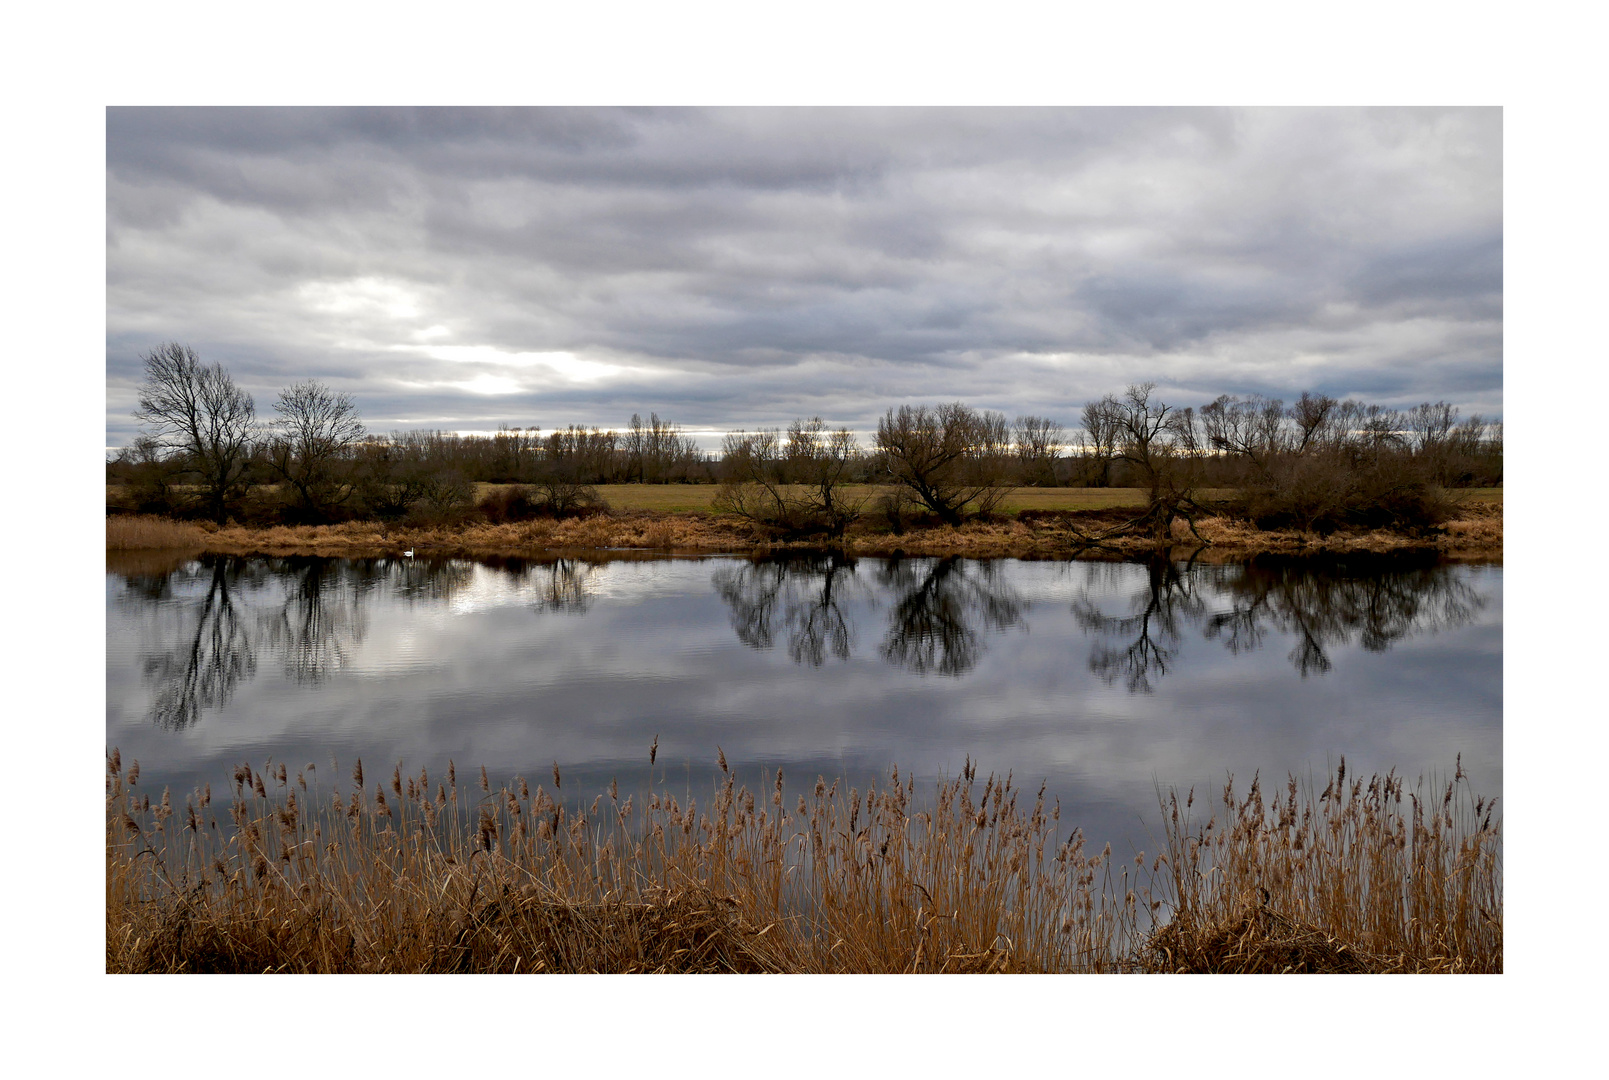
[105,106,1501,452]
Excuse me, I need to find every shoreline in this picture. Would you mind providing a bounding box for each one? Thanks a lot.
[107,501,1503,564]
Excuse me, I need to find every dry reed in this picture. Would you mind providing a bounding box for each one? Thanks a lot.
[1147,757,1501,972]
[106,751,1499,974]
[131,504,1501,562]
[105,514,209,551]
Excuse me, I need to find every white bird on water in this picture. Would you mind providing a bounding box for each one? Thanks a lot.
[403,548,414,558]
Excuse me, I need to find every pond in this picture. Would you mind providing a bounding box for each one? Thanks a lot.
[106,551,1501,856]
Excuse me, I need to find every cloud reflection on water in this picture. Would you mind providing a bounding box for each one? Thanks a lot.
[106,552,1501,855]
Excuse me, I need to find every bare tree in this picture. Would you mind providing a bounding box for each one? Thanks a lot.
[1405,402,1458,456]
[1076,399,1121,486]
[533,427,609,514]
[1200,394,1287,468]
[486,424,543,482]
[353,433,432,519]
[1081,384,1210,544]
[1013,415,1063,486]
[1288,392,1340,455]
[132,342,257,523]
[625,412,702,482]
[876,402,1014,526]
[1403,401,1463,484]
[410,432,477,516]
[542,425,618,486]
[111,434,182,514]
[1442,413,1502,486]
[266,380,365,522]
[715,417,865,538]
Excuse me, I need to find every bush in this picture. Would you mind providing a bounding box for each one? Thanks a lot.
[478,482,609,523]
[1234,454,1453,534]
[714,419,865,539]
[478,485,546,523]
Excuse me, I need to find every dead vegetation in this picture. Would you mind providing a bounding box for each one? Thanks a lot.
[107,750,1499,974]
[109,499,1501,562]
[1145,758,1500,973]
[105,514,210,551]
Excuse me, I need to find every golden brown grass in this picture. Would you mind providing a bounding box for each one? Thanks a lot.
[145,500,1501,562]
[106,750,1499,974]
[107,484,1501,560]
[1147,759,1501,972]
[190,512,756,558]
[105,514,209,552]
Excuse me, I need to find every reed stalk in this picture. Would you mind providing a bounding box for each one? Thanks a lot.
[106,749,1500,973]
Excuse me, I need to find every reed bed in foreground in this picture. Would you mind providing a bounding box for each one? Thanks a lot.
[106,751,1500,973]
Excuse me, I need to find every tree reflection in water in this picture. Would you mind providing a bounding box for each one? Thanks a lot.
[878,558,1026,676]
[390,557,476,604]
[138,557,260,730]
[475,555,602,614]
[1073,553,1487,690]
[1072,555,1204,693]
[713,555,1028,674]
[531,558,602,614]
[257,558,373,684]
[713,554,860,666]
[1203,557,1486,676]
[118,551,1490,731]
[127,556,454,727]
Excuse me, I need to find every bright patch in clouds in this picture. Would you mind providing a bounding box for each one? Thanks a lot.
[402,344,640,384]
[455,373,524,396]
[301,277,424,319]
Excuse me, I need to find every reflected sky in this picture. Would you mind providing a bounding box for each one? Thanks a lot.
[106,552,1501,856]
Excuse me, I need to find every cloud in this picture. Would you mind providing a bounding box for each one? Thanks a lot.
[106,106,1502,450]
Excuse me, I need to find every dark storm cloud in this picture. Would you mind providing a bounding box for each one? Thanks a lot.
[106,106,1502,450]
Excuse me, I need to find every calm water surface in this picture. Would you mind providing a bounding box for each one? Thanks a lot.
[106,552,1501,853]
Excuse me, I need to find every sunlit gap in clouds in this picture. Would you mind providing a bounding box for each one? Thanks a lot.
[300,276,425,320]
[387,343,661,399]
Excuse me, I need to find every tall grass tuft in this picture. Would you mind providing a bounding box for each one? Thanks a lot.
[1147,756,1501,972]
[106,514,208,551]
[105,750,1499,973]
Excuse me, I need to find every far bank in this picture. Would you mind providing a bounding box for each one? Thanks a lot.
[107,491,1502,563]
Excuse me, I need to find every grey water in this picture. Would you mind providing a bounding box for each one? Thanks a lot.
[106,551,1501,855]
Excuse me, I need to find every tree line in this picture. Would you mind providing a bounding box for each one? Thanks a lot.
[112,343,715,524]
[110,342,1501,537]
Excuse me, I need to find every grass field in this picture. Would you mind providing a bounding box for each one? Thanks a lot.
[1446,487,1504,504]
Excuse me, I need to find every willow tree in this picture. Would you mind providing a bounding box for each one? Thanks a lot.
[1082,384,1209,545]
[875,403,1014,526]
